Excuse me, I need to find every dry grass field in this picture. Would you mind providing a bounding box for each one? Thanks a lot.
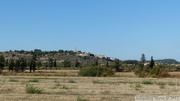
[0,70,180,101]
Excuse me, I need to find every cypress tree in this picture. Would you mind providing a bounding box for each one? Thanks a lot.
[54,58,57,70]
[0,55,5,72]
[9,58,14,71]
[30,54,37,72]
[149,56,155,69]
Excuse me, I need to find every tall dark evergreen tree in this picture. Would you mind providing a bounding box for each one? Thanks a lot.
[48,58,53,69]
[75,59,80,67]
[30,54,37,72]
[54,58,57,69]
[114,59,120,72]
[9,58,14,71]
[15,59,20,72]
[140,54,146,67]
[0,55,5,71]
[149,56,155,69]
[45,62,48,69]
[94,58,98,66]
[106,58,109,67]
[20,58,27,72]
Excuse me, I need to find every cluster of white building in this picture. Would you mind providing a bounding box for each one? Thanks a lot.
[77,51,116,61]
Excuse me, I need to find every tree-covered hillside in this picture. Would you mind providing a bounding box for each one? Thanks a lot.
[0,49,113,68]
[155,59,180,64]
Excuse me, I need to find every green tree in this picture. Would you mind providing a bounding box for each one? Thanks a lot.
[106,58,109,67]
[30,54,37,72]
[94,58,98,66]
[140,54,146,67]
[75,59,80,67]
[54,59,57,68]
[113,59,120,72]
[0,55,5,72]
[48,58,53,69]
[20,58,27,72]
[34,49,42,56]
[149,56,155,69]
[63,60,71,67]
[45,62,48,69]
[36,60,42,69]
[9,58,14,71]
[15,59,20,72]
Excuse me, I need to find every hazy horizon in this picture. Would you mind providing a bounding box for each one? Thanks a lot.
[1,0,180,61]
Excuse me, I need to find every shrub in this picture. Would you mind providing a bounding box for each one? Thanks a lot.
[142,80,153,85]
[68,80,76,83]
[9,79,19,82]
[77,96,89,101]
[60,85,69,90]
[26,84,43,94]
[168,82,176,86]
[157,69,169,78]
[157,82,166,89]
[79,66,114,77]
[135,83,142,91]
[135,65,169,78]
[28,79,39,82]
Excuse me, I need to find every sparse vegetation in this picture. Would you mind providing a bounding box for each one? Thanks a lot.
[101,90,110,95]
[168,82,176,86]
[68,80,76,83]
[26,84,43,94]
[142,80,153,85]
[79,66,114,77]
[28,79,39,82]
[157,82,166,89]
[93,80,104,84]
[0,76,179,101]
[77,96,89,101]
[9,78,19,82]
[61,85,70,90]
[135,83,142,91]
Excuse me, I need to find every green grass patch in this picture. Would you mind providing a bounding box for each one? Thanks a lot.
[168,82,176,86]
[77,96,89,101]
[28,79,39,82]
[101,91,110,95]
[9,79,19,82]
[157,82,166,89]
[60,85,70,90]
[68,80,76,83]
[93,80,105,84]
[51,81,61,89]
[142,80,153,85]
[26,84,43,94]
[135,83,142,91]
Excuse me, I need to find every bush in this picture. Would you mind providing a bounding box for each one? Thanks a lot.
[26,84,43,94]
[68,80,76,83]
[9,79,19,82]
[28,79,39,82]
[142,80,153,85]
[79,66,114,77]
[135,65,169,78]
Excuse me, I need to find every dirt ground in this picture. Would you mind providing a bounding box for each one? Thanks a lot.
[0,75,180,101]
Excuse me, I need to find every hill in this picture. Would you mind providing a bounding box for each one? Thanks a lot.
[155,59,180,64]
[0,49,114,67]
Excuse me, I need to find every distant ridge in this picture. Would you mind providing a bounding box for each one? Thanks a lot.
[154,59,180,64]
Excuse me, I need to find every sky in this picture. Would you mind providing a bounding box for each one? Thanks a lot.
[0,0,180,61]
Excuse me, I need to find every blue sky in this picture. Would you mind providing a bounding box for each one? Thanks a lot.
[0,0,180,61]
